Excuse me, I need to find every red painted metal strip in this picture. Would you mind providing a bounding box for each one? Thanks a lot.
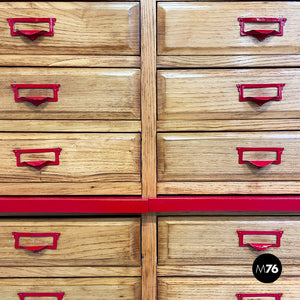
[0,197,148,213]
[149,196,300,212]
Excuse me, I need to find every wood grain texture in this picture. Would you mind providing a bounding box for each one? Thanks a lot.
[157,119,300,132]
[141,0,157,199]
[158,2,300,55]
[158,277,300,300]
[157,181,300,195]
[0,266,141,277]
[158,216,300,266]
[0,2,139,55]
[0,55,140,67]
[158,69,300,120]
[0,218,140,266]
[0,120,141,132]
[0,68,140,120]
[158,132,300,181]
[0,277,141,300]
[0,182,141,195]
[158,265,300,277]
[0,133,140,187]
[157,55,300,68]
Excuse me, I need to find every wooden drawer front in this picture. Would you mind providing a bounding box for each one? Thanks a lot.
[0,2,139,55]
[158,2,300,55]
[158,132,300,182]
[158,278,299,300]
[0,68,140,120]
[0,133,140,195]
[0,218,140,266]
[158,217,300,266]
[0,278,141,299]
[158,69,300,120]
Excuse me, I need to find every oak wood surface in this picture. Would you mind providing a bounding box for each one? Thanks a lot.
[158,69,300,120]
[158,132,300,181]
[0,68,140,120]
[157,55,300,68]
[158,277,300,300]
[0,218,141,266]
[0,277,141,300]
[0,132,140,182]
[158,2,300,55]
[0,2,139,55]
[158,216,300,266]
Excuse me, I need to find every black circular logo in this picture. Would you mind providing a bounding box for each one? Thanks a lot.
[252,253,282,283]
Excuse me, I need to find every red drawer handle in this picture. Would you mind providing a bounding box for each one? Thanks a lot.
[237,84,285,106]
[237,294,282,300]
[12,232,61,253]
[238,17,287,41]
[237,231,283,251]
[11,84,60,107]
[13,148,62,170]
[18,293,65,300]
[7,18,56,41]
[236,147,284,168]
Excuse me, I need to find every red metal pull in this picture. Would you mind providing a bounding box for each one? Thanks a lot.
[13,232,61,253]
[13,148,62,170]
[237,84,285,106]
[11,84,60,107]
[237,231,283,251]
[7,18,56,41]
[237,294,282,300]
[236,147,284,168]
[18,293,65,300]
[238,17,287,41]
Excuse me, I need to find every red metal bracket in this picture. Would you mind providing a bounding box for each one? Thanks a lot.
[13,148,62,170]
[11,84,60,107]
[236,147,284,168]
[237,230,283,251]
[13,232,61,253]
[238,17,287,41]
[7,18,56,41]
[236,294,282,300]
[237,84,285,106]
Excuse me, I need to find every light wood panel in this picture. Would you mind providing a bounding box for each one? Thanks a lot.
[158,216,300,266]
[158,277,299,300]
[158,2,300,55]
[0,55,140,67]
[157,119,300,132]
[0,68,140,120]
[0,120,141,132]
[0,133,140,182]
[157,55,300,68]
[0,2,139,55]
[0,218,140,266]
[158,132,300,181]
[158,69,300,120]
[0,266,141,277]
[0,277,141,300]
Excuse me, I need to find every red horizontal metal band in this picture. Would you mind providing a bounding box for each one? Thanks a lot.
[0,197,148,213]
[149,196,300,212]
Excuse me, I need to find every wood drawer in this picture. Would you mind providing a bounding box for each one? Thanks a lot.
[0,218,140,266]
[158,69,300,120]
[158,278,299,300]
[0,2,139,55]
[158,132,300,182]
[158,216,300,266]
[0,68,140,120]
[0,277,141,299]
[158,2,300,55]
[0,133,140,195]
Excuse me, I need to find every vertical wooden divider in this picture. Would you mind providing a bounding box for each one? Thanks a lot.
[141,0,157,299]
